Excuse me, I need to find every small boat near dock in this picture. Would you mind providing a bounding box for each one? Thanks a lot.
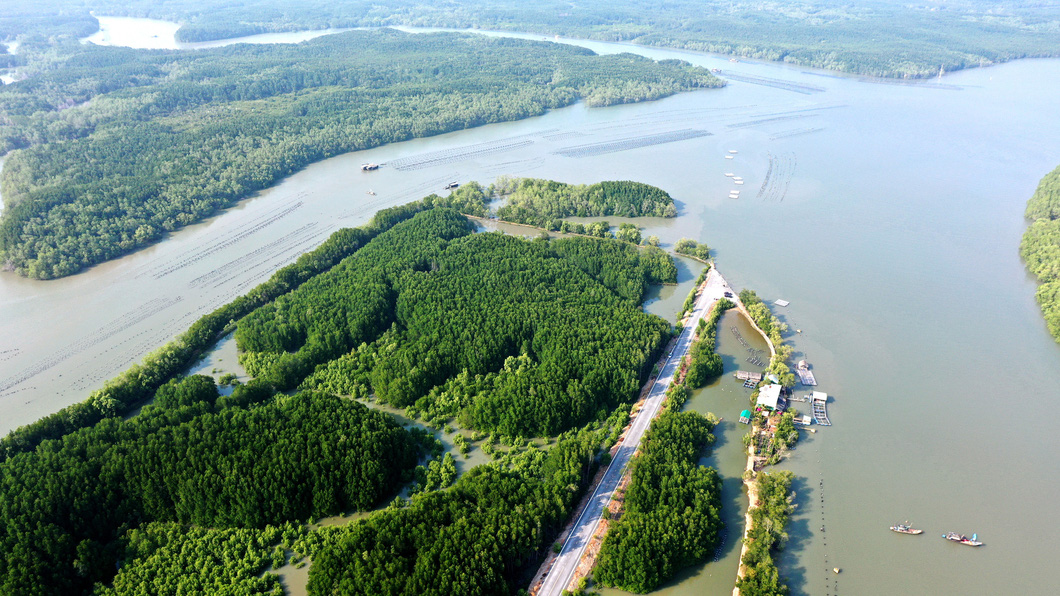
[360,163,379,171]
[943,532,982,546]
[891,523,923,535]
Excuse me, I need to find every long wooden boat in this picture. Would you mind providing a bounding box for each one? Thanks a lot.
[890,523,923,535]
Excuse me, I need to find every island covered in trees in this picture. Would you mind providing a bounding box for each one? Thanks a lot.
[0,182,727,593]
[0,29,719,278]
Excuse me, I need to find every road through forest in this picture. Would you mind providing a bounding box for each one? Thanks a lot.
[537,266,735,595]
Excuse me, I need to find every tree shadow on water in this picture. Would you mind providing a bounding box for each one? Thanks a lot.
[777,473,815,596]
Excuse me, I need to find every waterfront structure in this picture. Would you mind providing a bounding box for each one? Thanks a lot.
[757,384,783,411]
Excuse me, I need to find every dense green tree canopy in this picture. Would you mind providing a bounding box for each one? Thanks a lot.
[99,522,301,596]
[737,470,796,596]
[1021,165,1060,342]
[686,298,733,387]
[674,237,710,262]
[241,208,674,436]
[495,178,677,229]
[594,410,723,592]
[0,377,424,593]
[300,413,622,596]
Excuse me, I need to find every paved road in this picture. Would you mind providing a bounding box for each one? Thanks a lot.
[537,267,734,596]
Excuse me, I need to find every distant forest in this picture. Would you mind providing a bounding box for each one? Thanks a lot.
[1021,165,1060,343]
[0,28,717,278]
[4,0,1059,78]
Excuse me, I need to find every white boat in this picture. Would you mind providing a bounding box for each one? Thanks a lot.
[728,149,738,154]
[725,173,735,177]
[725,155,734,159]
[734,181,744,185]
[733,177,743,181]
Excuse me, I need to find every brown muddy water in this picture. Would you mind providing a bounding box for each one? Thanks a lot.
[2,20,1060,595]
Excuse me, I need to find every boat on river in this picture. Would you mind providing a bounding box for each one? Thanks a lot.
[890,523,923,535]
[943,532,982,546]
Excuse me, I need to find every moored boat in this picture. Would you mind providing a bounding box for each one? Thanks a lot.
[943,532,982,546]
[890,523,923,535]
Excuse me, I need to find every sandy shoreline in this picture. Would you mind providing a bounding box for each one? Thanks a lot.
[730,305,778,596]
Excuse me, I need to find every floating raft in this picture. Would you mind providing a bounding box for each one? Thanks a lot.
[796,359,817,386]
[736,370,764,382]
[812,391,831,426]
[797,368,816,386]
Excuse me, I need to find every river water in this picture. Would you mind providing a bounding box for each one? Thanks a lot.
[81,15,354,50]
[3,18,1060,596]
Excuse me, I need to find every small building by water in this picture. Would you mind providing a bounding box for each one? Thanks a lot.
[757,384,783,411]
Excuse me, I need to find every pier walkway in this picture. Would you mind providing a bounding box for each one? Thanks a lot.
[534,267,734,596]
